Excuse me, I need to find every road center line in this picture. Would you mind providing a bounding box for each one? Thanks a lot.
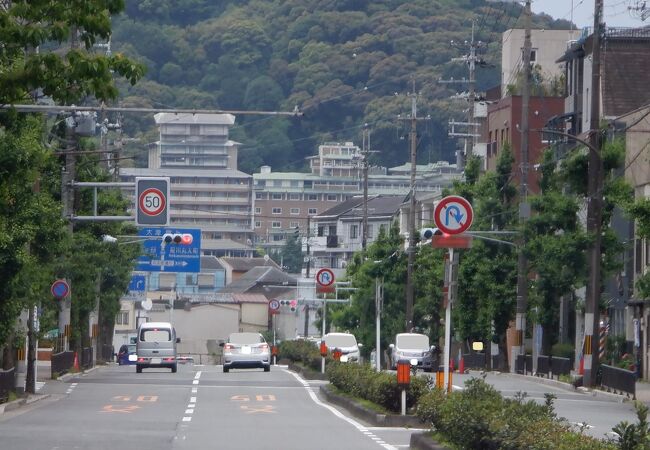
[194,371,202,380]
[192,380,199,385]
[190,396,197,403]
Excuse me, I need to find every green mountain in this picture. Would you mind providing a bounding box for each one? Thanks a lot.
[112,0,571,173]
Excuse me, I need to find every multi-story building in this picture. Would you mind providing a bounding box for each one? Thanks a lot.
[310,195,407,269]
[121,113,254,257]
[253,155,460,252]
[500,28,581,98]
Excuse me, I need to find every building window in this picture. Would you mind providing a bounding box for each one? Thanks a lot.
[308,208,317,215]
[272,221,281,228]
[290,221,300,228]
[350,224,358,239]
[290,208,300,215]
[116,311,129,325]
[255,192,265,200]
[272,193,283,200]
[255,207,261,214]
[308,194,318,201]
[273,234,284,242]
[327,194,337,201]
[272,207,282,214]
[255,221,261,228]
[289,193,300,200]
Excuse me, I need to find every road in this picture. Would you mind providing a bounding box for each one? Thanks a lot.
[0,364,419,450]
[448,370,638,440]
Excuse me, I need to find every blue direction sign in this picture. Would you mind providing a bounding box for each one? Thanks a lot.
[128,274,146,292]
[136,227,201,273]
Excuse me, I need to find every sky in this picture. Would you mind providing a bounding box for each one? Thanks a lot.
[530,0,647,28]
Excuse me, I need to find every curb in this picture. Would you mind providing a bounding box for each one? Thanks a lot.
[410,432,451,450]
[319,385,422,428]
[56,364,100,382]
[0,394,51,415]
[470,370,629,403]
[287,362,328,381]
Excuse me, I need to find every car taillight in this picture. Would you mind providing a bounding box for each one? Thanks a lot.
[163,357,175,362]
[137,357,145,362]
[224,344,233,351]
[260,344,269,351]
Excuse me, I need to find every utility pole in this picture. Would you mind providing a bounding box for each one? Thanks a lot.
[584,0,604,388]
[401,80,429,331]
[513,0,532,372]
[361,126,370,251]
[305,215,311,278]
[446,21,483,167]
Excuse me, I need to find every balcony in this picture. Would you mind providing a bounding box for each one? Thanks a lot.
[326,235,339,248]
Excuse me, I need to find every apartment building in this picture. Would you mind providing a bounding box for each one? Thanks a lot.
[121,113,254,257]
[253,159,461,253]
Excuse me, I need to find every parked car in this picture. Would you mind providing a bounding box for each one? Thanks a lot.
[221,332,271,373]
[322,332,362,363]
[117,344,137,365]
[389,333,438,372]
[135,322,180,373]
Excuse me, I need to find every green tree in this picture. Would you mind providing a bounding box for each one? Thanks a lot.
[278,231,303,274]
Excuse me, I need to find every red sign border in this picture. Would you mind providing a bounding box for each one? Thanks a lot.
[434,195,473,235]
[139,187,166,217]
[51,279,70,299]
[316,268,335,287]
[268,299,280,312]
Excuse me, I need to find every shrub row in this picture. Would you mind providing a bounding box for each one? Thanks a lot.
[326,361,429,413]
[278,339,323,372]
[417,377,616,450]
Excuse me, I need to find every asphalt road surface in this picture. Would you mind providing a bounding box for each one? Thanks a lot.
[0,364,420,450]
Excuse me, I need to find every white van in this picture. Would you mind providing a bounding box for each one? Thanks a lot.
[135,322,180,373]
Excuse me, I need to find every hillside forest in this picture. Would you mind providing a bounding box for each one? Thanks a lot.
[112,0,573,173]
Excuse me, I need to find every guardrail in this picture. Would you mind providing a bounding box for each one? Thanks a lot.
[0,367,15,403]
[550,356,572,379]
[600,364,636,399]
[51,351,74,378]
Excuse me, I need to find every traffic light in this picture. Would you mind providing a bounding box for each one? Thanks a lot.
[420,228,443,239]
[280,300,297,312]
[162,233,193,245]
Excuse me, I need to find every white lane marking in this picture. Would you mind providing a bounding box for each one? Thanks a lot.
[284,369,397,450]
[194,371,202,379]
[192,380,199,385]
[190,397,197,403]
[365,427,428,432]
[192,388,198,393]
[185,409,194,414]
[182,417,192,422]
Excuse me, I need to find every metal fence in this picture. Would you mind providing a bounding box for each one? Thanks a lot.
[100,344,114,362]
[51,351,74,379]
[463,353,487,370]
[0,367,15,402]
[601,364,636,399]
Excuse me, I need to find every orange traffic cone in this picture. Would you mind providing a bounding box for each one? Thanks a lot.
[73,351,80,371]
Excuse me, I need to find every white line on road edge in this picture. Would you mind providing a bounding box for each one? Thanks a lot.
[284,369,397,450]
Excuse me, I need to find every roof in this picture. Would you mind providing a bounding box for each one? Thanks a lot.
[154,113,236,126]
[219,267,297,293]
[121,167,251,179]
[219,257,280,271]
[200,256,224,271]
[315,196,366,219]
[339,195,407,219]
[202,239,252,251]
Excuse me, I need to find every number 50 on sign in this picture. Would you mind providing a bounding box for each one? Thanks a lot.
[135,177,170,226]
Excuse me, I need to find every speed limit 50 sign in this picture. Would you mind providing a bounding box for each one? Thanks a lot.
[136,177,170,226]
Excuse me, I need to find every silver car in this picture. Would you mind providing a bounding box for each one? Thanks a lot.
[389,333,436,371]
[323,332,362,363]
[221,332,271,373]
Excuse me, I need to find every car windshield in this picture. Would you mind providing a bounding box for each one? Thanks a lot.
[325,334,357,347]
[229,332,264,344]
[396,335,429,349]
[140,329,171,342]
